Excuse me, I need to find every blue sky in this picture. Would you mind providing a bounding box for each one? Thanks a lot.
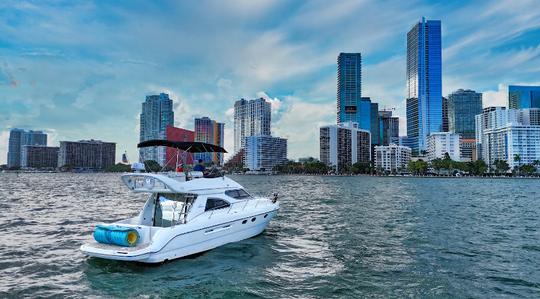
[1,0,540,164]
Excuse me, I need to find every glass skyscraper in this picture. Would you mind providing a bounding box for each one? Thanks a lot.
[337,53,366,127]
[508,85,540,109]
[406,18,442,155]
[139,93,174,165]
[448,89,483,139]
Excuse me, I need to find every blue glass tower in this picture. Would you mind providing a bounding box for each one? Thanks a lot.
[508,85,540,109]
[337,53,371,130]
[406,18,442,155]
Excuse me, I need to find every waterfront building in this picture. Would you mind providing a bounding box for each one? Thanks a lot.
[406,18,442,155]
[337,53,363,125]
[399,136,416,149]
[139,93,174,166]
[460,138,477,162]
[21,145,59,169]
[509,85,540,109]
[379,110,400,146]
[7,129,47,168]
[375,144,411,172]
[426,132,460,161]
[320,122,371,172]
[165,125,194,168]
[194,117,225,165]
[58,140,116,170]
[448,89,483,139]
[370,101,380,146]
[442,97,449,132]
[233,98,271,153]
[244,135,287,171]
[476,107,540,169]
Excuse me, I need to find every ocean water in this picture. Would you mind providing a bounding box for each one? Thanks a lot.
[1,173,540,298]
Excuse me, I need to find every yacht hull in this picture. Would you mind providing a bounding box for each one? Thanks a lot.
[81,209,277,263]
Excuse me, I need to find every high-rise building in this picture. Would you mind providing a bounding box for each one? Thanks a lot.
[375,144,411,172]
[337,53,363,126]
[369,101,380,146]
[21,146,59,169]
[165,125,194,168]
[460,138,477,162]
[244,136,287,171]
[426,132,460,161]
[7,129,47,168]
[442,97,449,132]
[58,140,116,170]
[406,18,442,155]
[320,122,371,172]
[233,98,271,153]
[476,107,540,168]
[139,93,174,166]
[448,89,483,139]
[194,117,225,165]
[509,85,540,109]
[379,110,400,146]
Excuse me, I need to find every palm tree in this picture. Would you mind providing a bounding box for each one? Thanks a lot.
[514,154,522,175]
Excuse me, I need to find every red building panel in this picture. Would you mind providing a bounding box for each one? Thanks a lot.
[165,125,195,168]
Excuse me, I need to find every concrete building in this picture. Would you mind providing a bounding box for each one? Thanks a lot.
[426,132,460,161]
[139,93,174,165]
[406,18,442,155]
[459,138,477,162]
[442,96,449,132]
[21,145,59,169]
[165,125,194,168]
[233,98,271,153]
[58,140,116,170]
[7,129,47,168]
[194,117,225,165]
[375,144,412,172]
[476,107,540,169]
[244,136,287,171]
[379,110,399,146]
[509,85,540,109]
[320,122,371,172]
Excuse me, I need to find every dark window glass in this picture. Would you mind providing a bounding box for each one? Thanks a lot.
[225,189,252,199]
[205,198,230,211]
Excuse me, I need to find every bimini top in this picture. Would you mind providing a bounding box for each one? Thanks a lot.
[121,173,242,194]
[137,139,227,153]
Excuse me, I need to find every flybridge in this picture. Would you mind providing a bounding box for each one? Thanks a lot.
[120,173,244,194]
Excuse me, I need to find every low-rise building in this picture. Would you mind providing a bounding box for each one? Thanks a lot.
[320,122,371,172]
[426,132,460,161]
[58,140,116,170]
[374,144,411,172]
[244,135,287,171]
[21,145,59,169]
[459,138,477,162]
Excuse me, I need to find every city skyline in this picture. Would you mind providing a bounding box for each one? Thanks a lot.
[2,1,540,164]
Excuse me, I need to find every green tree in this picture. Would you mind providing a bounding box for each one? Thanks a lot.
[105,163,132,172]
[520,164,536,176]
[493,159,510,175]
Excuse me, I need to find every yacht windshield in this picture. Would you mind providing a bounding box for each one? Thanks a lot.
[225,189,252,199]
[154,193,197,227]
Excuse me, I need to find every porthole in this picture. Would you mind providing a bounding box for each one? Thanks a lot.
[251,217,256,222]
[242,220,247,224]
[264,214,268,218]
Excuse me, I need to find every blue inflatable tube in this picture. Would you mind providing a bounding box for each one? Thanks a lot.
[93,225,140,247]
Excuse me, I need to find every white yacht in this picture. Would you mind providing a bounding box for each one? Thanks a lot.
[80,140,279,263]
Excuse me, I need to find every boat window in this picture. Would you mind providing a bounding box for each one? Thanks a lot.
[154,193,197,227]
[225,189,252,199]
[205,198,230,211]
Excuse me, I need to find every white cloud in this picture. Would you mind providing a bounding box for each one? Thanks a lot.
[273,96,335,160]
[482,84,508,108]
